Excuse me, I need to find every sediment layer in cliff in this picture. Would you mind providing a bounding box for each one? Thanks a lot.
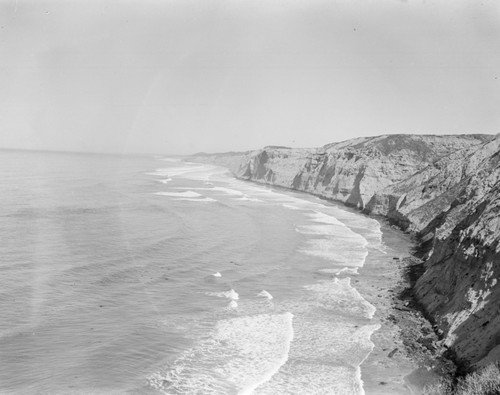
[190,133,500,369]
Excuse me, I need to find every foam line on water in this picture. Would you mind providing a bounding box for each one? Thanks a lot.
[296,224,345,236]
[211,187,245,196]
[207,289,239,300]
[173,186,244,196]
[149,313,295,395]
[173,185,263,203]
[336,267,360,275]
[304,277,376,319]
[154,191,203,198]
[356,324,381,395]
[317,267,360,276]
[299,239,368,267]
[293,212,370,267]
[237,312,294,395]
[238,196,263,202]
[257,290,273,300]
[159,157,181,162]
[255,364,366,395]
[253,318,381,395]
[147,163,220,179]
[277,191,384,251]
[172,197,216,202]
[294,209,370,266]
[198,173,383,253]
[307,211,347,227]
[282,203,305,210]
[326,206,384,248]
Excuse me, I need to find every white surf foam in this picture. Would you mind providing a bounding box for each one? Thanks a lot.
[255,362,363,395]
[304,278,376,319]
[212,272,222,278]
[282,203,304,210]
[295,224,343,236]
[158,178,172,184]
[149,313,294,395]
[154,191,203,198]
[253,314,380,395]
[335,267,360,276]
[147,163,220,180]
[176,186,260,202]
[277,192,385,252]
[173,197,216,203]
[326,206,384,248]
[238,195,263,202]
[307,211,347,227]
[257,290,273,300]
[250,190,305,204]
[299,238,368,267]
[317,267,360,276]
[154,191,216,202]
[207,289,239,300]
[211,187,245,196]
[295,208,370,267]
[173,186,242,194]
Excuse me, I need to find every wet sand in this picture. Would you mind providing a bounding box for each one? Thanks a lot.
[354,221,455,394]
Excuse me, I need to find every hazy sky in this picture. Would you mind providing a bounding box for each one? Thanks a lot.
[1,0,499,154]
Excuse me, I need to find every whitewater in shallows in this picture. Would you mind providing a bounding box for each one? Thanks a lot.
[0,151,384,394]
[147,159,383,395]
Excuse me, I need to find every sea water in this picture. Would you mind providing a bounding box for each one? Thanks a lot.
[0,150,384,394]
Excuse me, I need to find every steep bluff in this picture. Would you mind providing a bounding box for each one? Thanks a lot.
[190,133,500,369]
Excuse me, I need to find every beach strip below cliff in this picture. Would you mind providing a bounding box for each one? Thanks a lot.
[351,217,455,394]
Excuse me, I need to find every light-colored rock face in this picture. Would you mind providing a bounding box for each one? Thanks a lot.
[415,160,500,367]
[236,135,490,213]
[190,133,500,368]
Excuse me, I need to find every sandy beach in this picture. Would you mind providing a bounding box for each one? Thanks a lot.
[353,220,455,394]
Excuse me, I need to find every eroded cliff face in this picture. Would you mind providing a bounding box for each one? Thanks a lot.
[414,149,500,368]
[235,135,491,216]
[191,133,500,368]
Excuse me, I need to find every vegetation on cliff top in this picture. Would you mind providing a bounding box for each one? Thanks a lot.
[423,363,500,395]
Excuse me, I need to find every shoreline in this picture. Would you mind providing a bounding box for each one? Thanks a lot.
[235,178,457,393]
[226,175,454,392]
[354,219,456,394]
[304,193,453,394]
[190,168,458,393]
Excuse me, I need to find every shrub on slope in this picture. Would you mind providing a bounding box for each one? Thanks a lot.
[423,363,500,395]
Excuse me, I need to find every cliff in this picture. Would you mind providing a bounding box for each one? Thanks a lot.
[189,133,500,370]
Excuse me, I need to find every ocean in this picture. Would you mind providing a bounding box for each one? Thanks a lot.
[0,150,387,395]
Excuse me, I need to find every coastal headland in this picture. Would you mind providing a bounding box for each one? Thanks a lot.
[190,133,500,390]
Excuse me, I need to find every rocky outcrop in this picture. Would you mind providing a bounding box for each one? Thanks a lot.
[413,144,500,369]
[190,133,500,369]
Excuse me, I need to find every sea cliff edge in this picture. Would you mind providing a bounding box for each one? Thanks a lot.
[189,133,500,374]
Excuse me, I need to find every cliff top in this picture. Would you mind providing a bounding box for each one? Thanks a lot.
[321,134,494,162]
